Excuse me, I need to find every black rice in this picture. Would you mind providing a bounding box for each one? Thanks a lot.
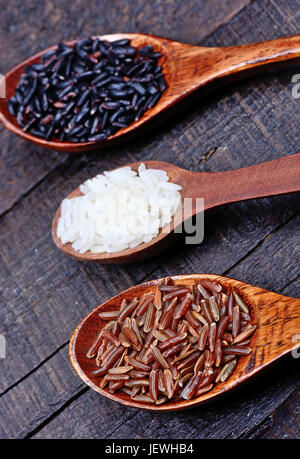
[9,37,167,143]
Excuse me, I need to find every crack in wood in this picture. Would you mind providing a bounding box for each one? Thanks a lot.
[0,341,68,398]
[24,387,89,439]
[224,208,300,277]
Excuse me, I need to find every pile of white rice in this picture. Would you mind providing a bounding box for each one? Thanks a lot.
[57,163,182,254]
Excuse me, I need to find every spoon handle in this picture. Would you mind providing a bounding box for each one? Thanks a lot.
[193,153,300,210]
[235,283,300,374]
[212,34,300,82]
[170,34,300,94]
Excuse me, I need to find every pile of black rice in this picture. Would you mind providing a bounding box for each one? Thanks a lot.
[8,37,167,143]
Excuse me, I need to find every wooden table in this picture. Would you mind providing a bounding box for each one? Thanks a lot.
[0,0,299,439]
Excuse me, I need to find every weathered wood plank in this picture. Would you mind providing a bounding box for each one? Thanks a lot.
[0,348,81,439]
[31,353,299,439]
[0,128,70,216]
[280,275,300,299]
[0,347,133,439]
[226,214,300,294]
[251,387,300,439]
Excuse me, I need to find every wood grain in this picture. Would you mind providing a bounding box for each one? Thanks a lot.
[0,0,299,440]
[251,386,300,439]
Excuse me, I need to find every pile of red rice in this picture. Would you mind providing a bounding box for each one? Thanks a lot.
[87,278,256,404]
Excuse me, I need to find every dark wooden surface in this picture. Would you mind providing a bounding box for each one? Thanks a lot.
[0,0,299,439]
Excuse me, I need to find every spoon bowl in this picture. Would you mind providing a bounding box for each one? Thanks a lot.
[0,34,169,152]
[2,33,300,151]
[52,153,300,263]
[69,274,300,411]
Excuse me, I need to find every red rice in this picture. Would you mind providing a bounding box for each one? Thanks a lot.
[164,369,175,399]
[86,279,255,404]
[174,294,193,319]
[232,306,240,338]
[149,370,159,401]
[198,324,209,351]
[208,322,217,353]
[151,344,170,369]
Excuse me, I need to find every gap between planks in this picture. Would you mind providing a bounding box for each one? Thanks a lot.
[24,387,89,439]
[196,0,254,47]
[241,384,300,438]
[0,153,72,220]
[223,208,300,277]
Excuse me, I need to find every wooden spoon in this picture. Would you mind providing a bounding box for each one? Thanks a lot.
[69,273,300,411]
[52,153,300,263]
[2,33,300,152]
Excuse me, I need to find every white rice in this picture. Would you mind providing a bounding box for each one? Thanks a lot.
[57,163,182,254]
